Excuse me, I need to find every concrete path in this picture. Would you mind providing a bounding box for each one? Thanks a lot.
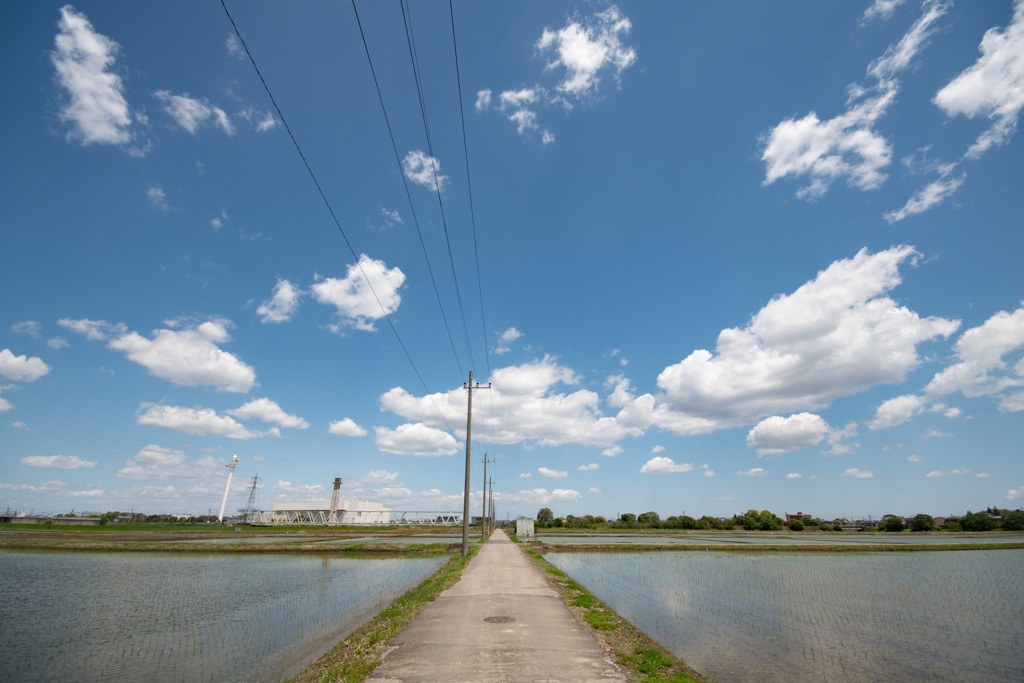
[367,529,628,683]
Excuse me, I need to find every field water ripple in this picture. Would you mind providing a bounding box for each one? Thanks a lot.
[0,551,445,683]
[547,550,1024,683]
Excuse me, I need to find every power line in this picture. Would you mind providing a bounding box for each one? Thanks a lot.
[399,0,477,374]
[220,0,456,436]
[350,0,467,381]
[448,0,492,381]
[448,0,499,459]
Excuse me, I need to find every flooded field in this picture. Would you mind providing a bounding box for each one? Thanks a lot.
[0,551,445,682]
[548,549,1024,683]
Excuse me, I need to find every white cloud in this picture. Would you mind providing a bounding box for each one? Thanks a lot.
[762,1,947,199]
[1000,391,1024,412]
[577,463,599,471]
[925,304,1024,408]
[108,319,256,393]
[380,356,642,449]
[975,472,991,478]
[226,33,243,59]
[746,413,829,456]
[933,1,1024,158]
[862,0,908,24]
[479,7,635,142]
[328,418,367,437]
[19,454,97,470]
[495,326,523,354]
[537,6,637,96]
[257,279,302,323]
[272,479,327,500]
[641,457,696,474]
[47,337,70,350]
[538,467,568,479]
[136,403,262,439]
[923,428,952,439]
[117,445,224,480]
[738,467,767,477]
[786,472,803,479]
[703,470,716,477]
[401,150,447,191]
[67,489,105,498]
[13,321,42,338]
[58,318,125,341]
[652,246,958,433]
[0,350,51,383]
[374,423,459,457]
[518,472,532,479]
[475,89,492,111]
[842,468,874,479]
[238,106,276,132]
[1008,486,1024,500]
[311,255,405,332]
[651,445,665,453]
[154,90,233,135]
[500,488,582,506]
[227,398,308,429]
[51,6,133,146]
[885,172,965,223]
[926,468,971,478]
[0,391,11,412]
[907,454,921,462]
[147,185,168,212]
[601,445,622,457]
[890,2,1024,219]
[869,393,926,430]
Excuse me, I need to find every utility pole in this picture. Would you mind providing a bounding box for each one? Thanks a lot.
[481,453,494,542]
[462,370,490,557]
[489,477,494,529]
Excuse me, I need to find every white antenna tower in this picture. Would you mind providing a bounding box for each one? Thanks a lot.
[218,454,239,523]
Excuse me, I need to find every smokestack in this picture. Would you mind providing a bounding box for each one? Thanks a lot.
[330,477,342,516]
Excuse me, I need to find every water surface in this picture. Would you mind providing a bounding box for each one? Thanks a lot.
[0,551,445,682]
[548,550,1024,683]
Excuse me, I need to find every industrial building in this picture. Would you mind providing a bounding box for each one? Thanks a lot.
[247,477,461,526]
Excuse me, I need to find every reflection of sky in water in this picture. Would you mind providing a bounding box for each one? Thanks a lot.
[536,532,1024,545]
[0,552,445,682]
[548,550,1024,683]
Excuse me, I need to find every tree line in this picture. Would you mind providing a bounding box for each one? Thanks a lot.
[534,506,1024,532]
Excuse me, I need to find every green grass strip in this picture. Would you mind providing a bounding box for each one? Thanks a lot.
[519,546,705,683]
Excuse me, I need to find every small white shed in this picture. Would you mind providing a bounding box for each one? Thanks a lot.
[516,516,535,539]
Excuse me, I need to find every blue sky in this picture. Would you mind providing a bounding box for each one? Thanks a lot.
[2,1,1022,521]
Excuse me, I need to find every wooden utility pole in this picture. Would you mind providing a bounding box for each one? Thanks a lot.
[481,453,494,542]
[462,370,490,557]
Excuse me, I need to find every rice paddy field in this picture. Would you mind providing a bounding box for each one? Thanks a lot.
[546,549,1024,683]
[0,551,446,682]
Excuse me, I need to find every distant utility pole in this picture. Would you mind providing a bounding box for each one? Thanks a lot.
[489,477,494,529]
[462,370,490,557]
[481,453,494,542]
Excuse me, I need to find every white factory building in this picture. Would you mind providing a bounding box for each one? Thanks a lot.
[249,476,393,525]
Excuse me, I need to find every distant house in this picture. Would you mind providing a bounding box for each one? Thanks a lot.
[785,512,808,522]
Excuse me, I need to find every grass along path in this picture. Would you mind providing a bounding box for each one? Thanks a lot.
[287,545,480,683]
[515,540,706,683]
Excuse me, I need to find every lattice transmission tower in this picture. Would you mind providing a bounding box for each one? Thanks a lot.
[241,473,261,523]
